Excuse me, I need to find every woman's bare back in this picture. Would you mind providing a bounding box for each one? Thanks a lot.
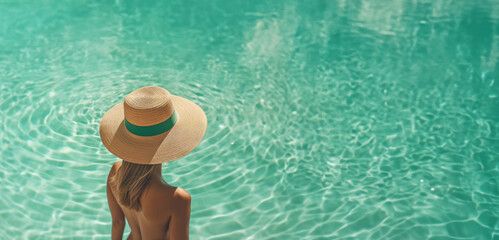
[108,161,191,240]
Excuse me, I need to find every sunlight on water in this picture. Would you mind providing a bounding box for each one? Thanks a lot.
[0,0,498,239]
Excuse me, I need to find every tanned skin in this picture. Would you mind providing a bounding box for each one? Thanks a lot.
[107,161,191,240]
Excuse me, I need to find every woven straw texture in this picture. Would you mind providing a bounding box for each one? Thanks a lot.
[99,86,207,164]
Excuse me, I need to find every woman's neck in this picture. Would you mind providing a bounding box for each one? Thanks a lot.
[152,164,168,184]
[153,164,162,175]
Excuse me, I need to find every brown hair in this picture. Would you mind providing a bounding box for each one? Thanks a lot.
[112,161,158,211]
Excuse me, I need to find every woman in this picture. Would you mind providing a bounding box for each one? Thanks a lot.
[99,86,207,240]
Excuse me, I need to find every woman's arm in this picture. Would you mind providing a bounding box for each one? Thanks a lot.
[169,188,191,240]
[107,162,125,240]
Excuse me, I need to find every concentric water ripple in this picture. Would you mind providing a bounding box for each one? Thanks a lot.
[1,0,498,239]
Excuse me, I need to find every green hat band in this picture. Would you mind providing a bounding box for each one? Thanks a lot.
[125,110,178,137]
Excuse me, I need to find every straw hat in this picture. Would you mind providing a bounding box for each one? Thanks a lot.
[99,86,207,164]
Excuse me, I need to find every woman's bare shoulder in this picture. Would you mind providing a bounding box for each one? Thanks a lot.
[141,181,185,220]
[145,179,175,202]
[172,187,191,201]
[110,161,122,172]
[107,161,122,180]
[113,161,122,168]
[145,183,190,208]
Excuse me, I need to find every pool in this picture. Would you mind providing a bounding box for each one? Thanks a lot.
[1,0,498,239]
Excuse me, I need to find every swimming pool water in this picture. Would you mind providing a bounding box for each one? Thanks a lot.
[1,0,498,239]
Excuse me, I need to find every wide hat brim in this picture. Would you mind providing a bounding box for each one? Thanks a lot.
[99,95,207,164]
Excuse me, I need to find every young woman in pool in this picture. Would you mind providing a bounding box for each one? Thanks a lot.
[99,86,207,240]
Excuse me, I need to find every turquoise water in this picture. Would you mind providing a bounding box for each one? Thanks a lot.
[1,0,498,239]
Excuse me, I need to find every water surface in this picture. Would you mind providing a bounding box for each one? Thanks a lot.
[0,0,498,239]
